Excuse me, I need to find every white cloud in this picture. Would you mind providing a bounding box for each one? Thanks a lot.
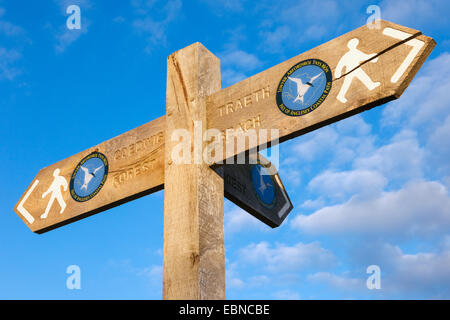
[304,25,327,40]
[285,115,375,167]
[259,26,290,53]
[441,235,450,251]
[272,289,301,300]
[279,165,302,187]
[199,0,245,13]
[308,169,387,201]
[389,249,450,295]
[335,114,372,136]
[108,259,162,286]
[132,0,182,53]
[352,242,450,297]
[221,69,248,87]
[380,0,449,30]
[427,115,450,174]
[381,53,450,133]
[0,7,28,81]
[247,275,270,287]
[290,126,339,162]
[354,130,424,183]
[219,48,262,87]
[292,180,450,238]
[0,19,25,37]
[137,265,163,280]
[300,198,325,210]
[239,241,336,272]
[0,5,27,38]
[225,207,267,234]
[443,176,450,193]
[259,0,349,53]
[299,242,450,298]
[54,26,88,54]
[227,276,244,289]
[113,16,126,24]
[226,263,245,289]
[219,49,262,71]
[307,272,364,291]
[54,0,92,11]
[381,52,450,180]
[0,47,21,80]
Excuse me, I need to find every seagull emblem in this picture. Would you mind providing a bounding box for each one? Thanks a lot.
[257,166,273,195]
[80,165,103,191]
[288,73,322,104]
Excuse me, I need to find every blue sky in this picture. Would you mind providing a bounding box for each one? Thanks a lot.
[1,0,450,299]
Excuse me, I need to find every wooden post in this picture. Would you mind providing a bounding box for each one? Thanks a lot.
[163,43,225,299]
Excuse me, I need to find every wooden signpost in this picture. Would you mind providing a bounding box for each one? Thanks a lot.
[14,20,435,299]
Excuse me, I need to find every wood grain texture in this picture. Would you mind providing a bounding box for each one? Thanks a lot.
[14,117,165,233]
[206,20,436,159]
[163,43,225,300]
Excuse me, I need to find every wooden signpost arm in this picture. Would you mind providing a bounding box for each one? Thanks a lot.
[206,21,435,160]
[163,43,225,299]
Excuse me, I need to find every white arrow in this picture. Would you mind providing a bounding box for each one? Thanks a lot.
[383,27,424,83]
[17,180,39,224]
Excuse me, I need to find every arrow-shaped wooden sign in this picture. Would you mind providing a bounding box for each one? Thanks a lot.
[14,20,435,234]
[14,117,166,233]
[215,153,292,228]
[206,20,435,160]
[13,117,289,233]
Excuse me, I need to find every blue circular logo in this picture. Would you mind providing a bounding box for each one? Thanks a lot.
[251,164,276,208]
[70,151,108,202]
[276,59,332,117]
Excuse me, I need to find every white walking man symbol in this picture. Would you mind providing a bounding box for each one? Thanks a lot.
[41,168,68,219]
[335,38,381,103]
